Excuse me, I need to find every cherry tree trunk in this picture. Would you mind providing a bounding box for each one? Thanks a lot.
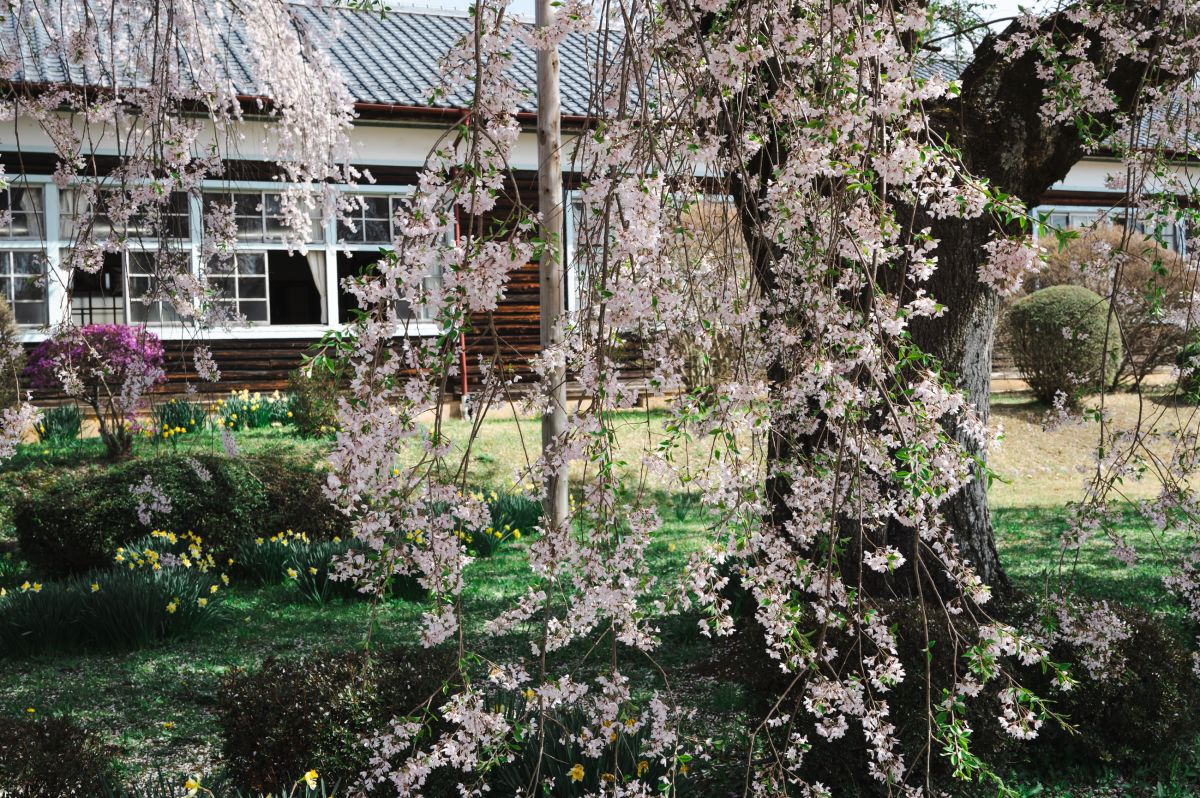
[908,215,1008,589]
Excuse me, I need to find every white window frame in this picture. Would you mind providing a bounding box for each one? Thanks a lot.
[1033,203,1188,256]
[13,177,447,342]
[0,181,51,329]
[0,250,50,326]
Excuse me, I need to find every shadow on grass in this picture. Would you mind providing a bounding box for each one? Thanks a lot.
[994,504,1188,620]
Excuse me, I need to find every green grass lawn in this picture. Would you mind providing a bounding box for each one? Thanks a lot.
[994,505,1191,621]
[3,414,1200,795]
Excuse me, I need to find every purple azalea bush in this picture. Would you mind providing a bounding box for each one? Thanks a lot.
[24,324,166,457]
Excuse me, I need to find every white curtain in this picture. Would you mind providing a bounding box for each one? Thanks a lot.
[306,251,327,324]
[17,186,43,238]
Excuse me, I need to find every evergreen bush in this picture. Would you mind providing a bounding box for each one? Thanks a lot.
[1007,285,1123,404]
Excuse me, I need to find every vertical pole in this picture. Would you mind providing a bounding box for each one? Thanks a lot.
[536,0,569,529]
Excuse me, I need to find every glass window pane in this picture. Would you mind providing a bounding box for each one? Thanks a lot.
[363,196,389,218]
[8,253,44,304]
[365,220,390,242]
[337,219,362,243]
[240,277,266,299]
[129,276,153,296]
[264,213,290,240]
[306,213,325,243]
[3,187,43,239]
[14,301,46,325]
[128,251,156,275]
[13,273,42,301]
[235,194,262,216]
[203,193,230,212]
[238,253,266,275]
[13,252,41,275]
[130,299,180,324]
[241,301,268,322]
[235,217,264,240]
[128,301,153,322]
[210,277,236,296]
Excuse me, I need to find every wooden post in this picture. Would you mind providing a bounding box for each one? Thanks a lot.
[536,0,569,530]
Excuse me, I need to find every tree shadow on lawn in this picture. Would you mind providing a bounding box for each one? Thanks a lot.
[994,504,1188,620]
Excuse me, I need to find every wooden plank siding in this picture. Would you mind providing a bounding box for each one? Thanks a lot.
[20,166,553,401]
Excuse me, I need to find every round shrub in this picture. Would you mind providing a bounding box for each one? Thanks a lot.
[250,453,345,540]
[217,646,458,793]
[0,714,120,797]
[1176,336,1200,400]
[1007,285,1123,404]
[13,453,344,576]
[14,454,264,575]
[1033,226,1192,388]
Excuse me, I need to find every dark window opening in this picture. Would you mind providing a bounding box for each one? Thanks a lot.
[70,252,125,325]
[268,251,325,325]
[337,251,416,324]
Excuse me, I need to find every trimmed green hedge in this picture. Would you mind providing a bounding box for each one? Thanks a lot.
[14,453,344,576]
[1007,285,1123,404]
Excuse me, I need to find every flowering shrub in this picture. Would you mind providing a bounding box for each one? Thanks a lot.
[235,531,426,603]
[23,324,166,458]
[149,398,206,440]
[487,491,541,540]
[449,489,535,558]
[213,388,293,431]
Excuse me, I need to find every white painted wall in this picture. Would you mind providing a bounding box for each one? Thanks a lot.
[2,113,564,172]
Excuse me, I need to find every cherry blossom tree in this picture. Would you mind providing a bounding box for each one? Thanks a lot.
[3,0,1200,794]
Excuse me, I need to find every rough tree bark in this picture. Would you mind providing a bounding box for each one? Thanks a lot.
[909,10,1180,587]
[726,5,1185,591]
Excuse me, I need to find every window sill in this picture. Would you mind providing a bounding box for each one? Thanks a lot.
[17,321,443,343]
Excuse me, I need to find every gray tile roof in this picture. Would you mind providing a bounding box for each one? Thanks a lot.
[294,5,599,116]
[2,3,600,117]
